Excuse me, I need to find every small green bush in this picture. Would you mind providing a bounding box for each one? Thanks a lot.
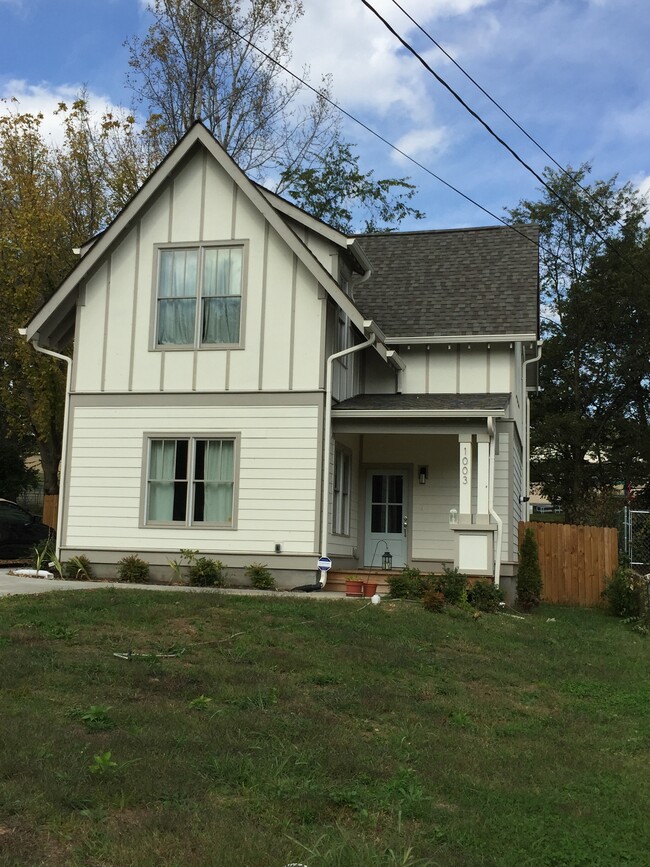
[64,555,94,581]
[387,567,424,599]
[467,579,504,613]
[602,566,644,619]
[517,527,543,610]
[116,554,150,584]
[246,562,275,590]
[435,566,468,605]
[189,556,226,587]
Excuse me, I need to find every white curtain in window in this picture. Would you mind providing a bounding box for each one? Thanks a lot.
[148,440,176,520]
[203,440,234,522]
[158,250,198,344]
[202,248,242,344]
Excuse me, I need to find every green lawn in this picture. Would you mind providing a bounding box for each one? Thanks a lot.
[1,590,649,866]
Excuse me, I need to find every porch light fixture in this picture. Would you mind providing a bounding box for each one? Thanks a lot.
[449,508,458,525]
[382,550,393,570]
[418,465,428,485]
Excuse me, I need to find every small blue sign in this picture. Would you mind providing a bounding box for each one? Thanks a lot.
[317,556,332,572]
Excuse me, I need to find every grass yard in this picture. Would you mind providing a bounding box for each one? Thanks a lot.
[1,590,649,866]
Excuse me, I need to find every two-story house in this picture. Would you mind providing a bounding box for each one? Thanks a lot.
[24,122,539,595]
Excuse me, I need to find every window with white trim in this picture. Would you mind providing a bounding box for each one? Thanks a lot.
[156,244,243,347]
[146,437,235,525]
[332,448,351,535]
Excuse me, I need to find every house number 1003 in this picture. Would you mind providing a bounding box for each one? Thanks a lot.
[461,449,469,485]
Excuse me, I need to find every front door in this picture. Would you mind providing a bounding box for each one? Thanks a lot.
[364,470,408,568]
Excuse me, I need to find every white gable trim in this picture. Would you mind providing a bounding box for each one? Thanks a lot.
[26,123,377,347]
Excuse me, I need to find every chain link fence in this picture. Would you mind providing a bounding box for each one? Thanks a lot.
[621,507,650,573]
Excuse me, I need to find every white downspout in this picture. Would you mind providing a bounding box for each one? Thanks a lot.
[523,340,543,521]
[21,331,72,560]
[487,415,503,588]
[320,333,376,588]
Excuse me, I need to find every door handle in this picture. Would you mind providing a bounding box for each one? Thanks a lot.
[403,515,408,536]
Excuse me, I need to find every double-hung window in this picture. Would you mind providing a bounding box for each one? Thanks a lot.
[146,437,236,526]
[156,244,244,347]
[332,448,351,535]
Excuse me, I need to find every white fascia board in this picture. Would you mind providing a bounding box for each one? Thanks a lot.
[386,349,406,371]
[257,187,350,249]
[331,408,508,419]
[385,333,537,345]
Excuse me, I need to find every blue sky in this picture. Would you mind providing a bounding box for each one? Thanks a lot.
[1,0,649,231]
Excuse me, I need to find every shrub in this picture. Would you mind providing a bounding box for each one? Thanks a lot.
[602,566,646,619]
[246,562,275,590]
[32,536,56,571]
[467,579,504,613]
[435,566,468,605]
[116,554,150,584]
[422,588,445,613]
[517,527,543,610]
[189,556,226,587]
[387,567,424,599]
[64,555,94,581]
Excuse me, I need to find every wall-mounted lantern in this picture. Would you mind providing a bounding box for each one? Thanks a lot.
[418,466,428,485]
[449,508,458,525]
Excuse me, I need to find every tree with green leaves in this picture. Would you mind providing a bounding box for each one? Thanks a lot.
[508,164,648,524]
[280,138,424,233]
[0,100,160,495]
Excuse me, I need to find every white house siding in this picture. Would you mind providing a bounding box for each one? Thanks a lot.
[328,433,361,559]
[494,429,511,561]
[72,149,327,396]
[509,425,523,562]
[63,401,320,557]
[394,344,513,395]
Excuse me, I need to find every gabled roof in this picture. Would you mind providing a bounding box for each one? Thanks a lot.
[352,225,539,342]
[25,122,383,354]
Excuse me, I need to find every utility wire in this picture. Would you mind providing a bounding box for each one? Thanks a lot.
[387,0,626,229]
[361,0,650,284]
[185,0,537,247]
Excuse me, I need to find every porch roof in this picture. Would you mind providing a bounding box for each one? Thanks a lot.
[332,393,510,418]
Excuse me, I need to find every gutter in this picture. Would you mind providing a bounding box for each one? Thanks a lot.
[522,340,543,521]
[487,416,503,588]
[319,332,376,588]
[19,329,72,559]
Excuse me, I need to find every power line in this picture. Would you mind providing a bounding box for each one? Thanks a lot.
[386,0,628,231]
[183,0,537,247]
[360,0,650,285]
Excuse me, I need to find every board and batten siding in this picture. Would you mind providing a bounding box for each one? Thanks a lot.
[63,403,320,555]
[73,149,330,396]
[364,344,513,395]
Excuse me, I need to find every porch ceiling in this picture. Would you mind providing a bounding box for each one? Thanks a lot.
[332,392,510,418]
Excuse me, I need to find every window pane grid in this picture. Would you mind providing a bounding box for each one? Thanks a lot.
[156,245,243,347]
[147,437,234,525]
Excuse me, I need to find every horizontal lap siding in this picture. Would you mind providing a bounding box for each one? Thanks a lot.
[66,404,319,554]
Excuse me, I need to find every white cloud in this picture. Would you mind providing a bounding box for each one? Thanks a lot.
[0,79,124,145]
[393,127,450,161]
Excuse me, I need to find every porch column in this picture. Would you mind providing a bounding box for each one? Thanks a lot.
[458,434,472,523]
[476,433,490,524]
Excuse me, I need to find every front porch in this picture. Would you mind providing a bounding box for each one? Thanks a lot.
[327,398,517,579]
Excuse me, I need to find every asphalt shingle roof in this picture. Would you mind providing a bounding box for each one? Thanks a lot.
[353,225,539,338]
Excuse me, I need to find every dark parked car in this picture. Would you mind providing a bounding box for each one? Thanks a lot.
[0,498,53,560]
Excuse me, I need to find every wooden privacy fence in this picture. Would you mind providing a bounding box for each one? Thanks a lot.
[42,495,59,531]
[518,522,618,607]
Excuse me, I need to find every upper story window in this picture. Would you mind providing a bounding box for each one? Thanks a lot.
[156,243,244,348]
